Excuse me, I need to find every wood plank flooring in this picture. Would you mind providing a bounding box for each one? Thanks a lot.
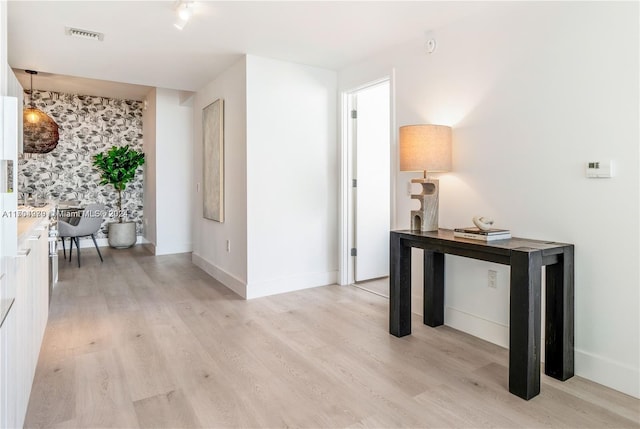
[353,278,389,298]
[24,246,640,428]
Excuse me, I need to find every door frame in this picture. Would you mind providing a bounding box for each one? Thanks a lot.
[338,73,397,286]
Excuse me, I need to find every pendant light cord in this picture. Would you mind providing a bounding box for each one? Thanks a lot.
[26,70,37,108]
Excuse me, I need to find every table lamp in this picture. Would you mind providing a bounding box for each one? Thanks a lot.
[399,124,452,231]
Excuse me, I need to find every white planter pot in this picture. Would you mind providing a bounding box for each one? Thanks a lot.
[108,222,137,249]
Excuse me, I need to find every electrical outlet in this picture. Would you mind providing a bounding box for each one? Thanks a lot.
[226,240,231,252]
[488,270,497,288]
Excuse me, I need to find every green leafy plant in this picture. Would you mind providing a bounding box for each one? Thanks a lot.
[93,145,145,223]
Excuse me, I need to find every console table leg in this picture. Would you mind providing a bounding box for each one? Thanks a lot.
[509,250,542,400]
[390,234,411,337]
[545,245,575,381]
[424,251,444,327]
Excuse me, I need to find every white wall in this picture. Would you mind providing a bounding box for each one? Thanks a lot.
[143,88,194,255]
[339,2,639,397]
[0,5,10,425]
[192,57,248,296]
[1,0,8,268]
[142,88,157,248]
[155,88,193,255]
[1,5,25,426]
[245,55,338,299]
[0,1,5,96]
[191,56,338,299]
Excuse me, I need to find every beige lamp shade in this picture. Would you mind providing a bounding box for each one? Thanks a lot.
[399,124,452,173]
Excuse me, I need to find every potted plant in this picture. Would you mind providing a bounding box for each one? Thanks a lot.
[93,145,145,248]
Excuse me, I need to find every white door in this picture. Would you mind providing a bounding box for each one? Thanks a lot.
[354,81,390,282]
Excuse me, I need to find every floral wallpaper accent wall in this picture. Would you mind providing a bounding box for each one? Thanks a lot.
[18,90,144,239]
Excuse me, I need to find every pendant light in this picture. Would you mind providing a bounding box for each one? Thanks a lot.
[23,70,59,154]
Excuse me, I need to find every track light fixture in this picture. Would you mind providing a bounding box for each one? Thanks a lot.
[174,1,194,30]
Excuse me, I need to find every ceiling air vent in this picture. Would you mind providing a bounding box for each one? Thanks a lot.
[65,27,104,41]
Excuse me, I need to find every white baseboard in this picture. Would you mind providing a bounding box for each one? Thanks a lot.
[575,348,640,398]
[411,295,422,316]
[245,270,338,299]
[411,299,528,352]
[417,304,640,398]
[155,242,193,256]
[140,241,192,256]
[142,242,156,255]
[191,253,337,300]
[192,252,246,298]
[411,302,509,348]
[444,306,509,349]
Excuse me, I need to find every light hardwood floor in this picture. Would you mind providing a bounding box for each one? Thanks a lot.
[25,246,639,428]
[353,278,389,298]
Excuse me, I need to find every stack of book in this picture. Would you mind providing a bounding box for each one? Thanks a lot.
[453,227,511,241]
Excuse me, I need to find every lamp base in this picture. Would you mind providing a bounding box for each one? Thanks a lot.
[410,178,439,232]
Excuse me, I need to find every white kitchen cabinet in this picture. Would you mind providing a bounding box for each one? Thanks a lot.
[1,218,50,429]
[1,51,47,429]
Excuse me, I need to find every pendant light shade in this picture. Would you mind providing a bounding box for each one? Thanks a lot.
[23,70,59,154]
[23,108,60,153]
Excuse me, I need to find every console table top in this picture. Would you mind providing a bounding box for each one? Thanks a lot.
[393,229,572,252]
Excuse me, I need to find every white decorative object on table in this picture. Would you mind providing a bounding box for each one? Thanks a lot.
[473,216,494,231]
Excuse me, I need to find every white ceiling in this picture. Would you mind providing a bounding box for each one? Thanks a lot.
[12,68,154,100]
[8,1,493,99]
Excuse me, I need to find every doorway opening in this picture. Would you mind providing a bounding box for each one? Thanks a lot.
[339,77,394,296]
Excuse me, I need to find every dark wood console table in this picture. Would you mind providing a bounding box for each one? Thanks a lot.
[389,229,574,400]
